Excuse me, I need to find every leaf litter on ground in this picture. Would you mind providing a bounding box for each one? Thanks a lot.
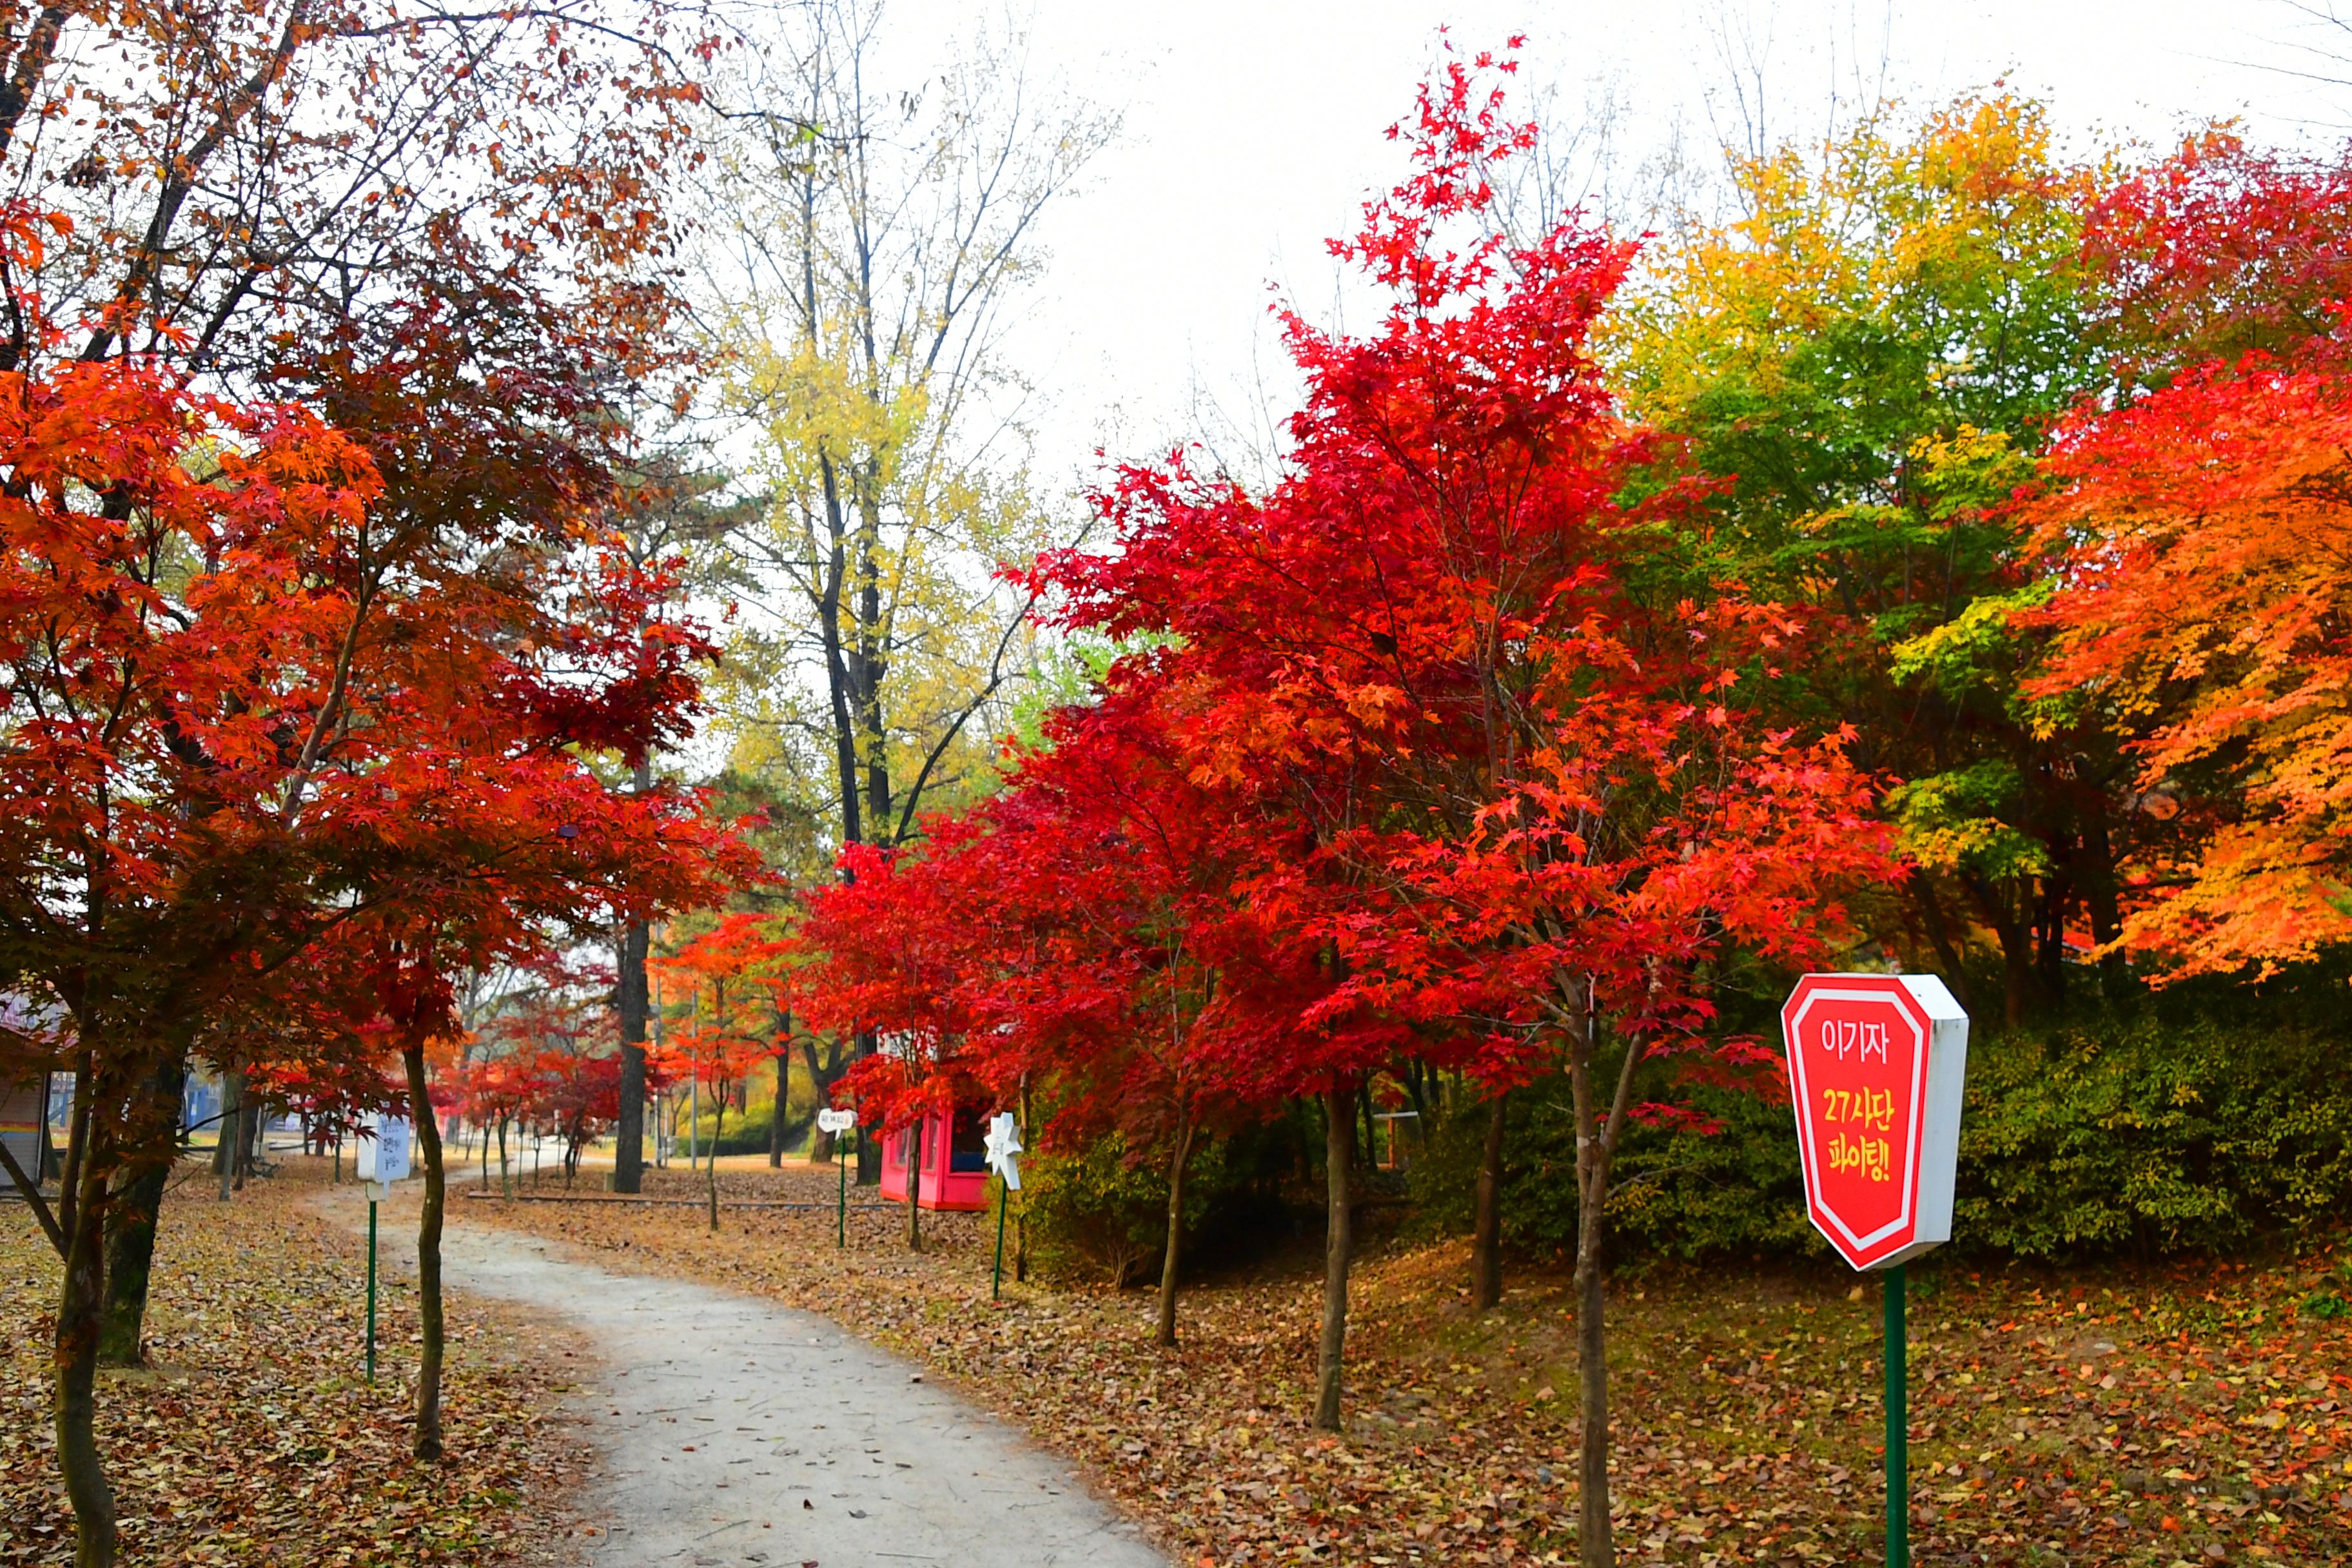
[1,1157,594,1567]
[466,1159,2352,1567]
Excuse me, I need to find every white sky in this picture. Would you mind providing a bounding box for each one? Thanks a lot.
[870,0,2352,495]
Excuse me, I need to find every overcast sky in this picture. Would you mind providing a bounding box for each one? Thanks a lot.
[867,0,2351,492]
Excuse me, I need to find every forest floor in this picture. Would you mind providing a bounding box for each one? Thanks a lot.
[0,1157,593,1567]
[460,1161,2352,1568]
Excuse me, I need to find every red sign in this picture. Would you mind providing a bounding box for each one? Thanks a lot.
[1781,974,1969,1271]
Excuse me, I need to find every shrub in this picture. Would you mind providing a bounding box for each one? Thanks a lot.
[1958,1017,2352,1257]
[1411,1011,2352,1264]
[1022,1133,1232,1287]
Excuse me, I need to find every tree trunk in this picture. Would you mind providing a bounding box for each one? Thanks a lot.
[55,1113,115,1568]
[1905,868,1976,1017]
[854,1034,881,1185]
[99,1054,186,1367]
[1155,1105,1195,1348]
[1573,1217,1611,1568]
[1565,988,1647,1568]
[235,1088,262,1188]
[1963,872,2037,1029]
[1471,1087,1509,1311]
[213,1062,242,1200]
[613,776,653,1194]
[1313,1084,1353,1431]
[905,1122,923,1253]
[2080,807,2133,1001]
[707,1101,723,1231]
[768,1048,790,1168]
[402,1042,446,1462]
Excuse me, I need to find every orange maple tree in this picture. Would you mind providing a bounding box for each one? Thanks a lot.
[2032,353,2352,978]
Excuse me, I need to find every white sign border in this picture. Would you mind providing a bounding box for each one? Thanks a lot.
[1783,973,1970,1271]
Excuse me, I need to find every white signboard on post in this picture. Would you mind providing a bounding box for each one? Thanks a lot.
[816,1107,856,1137]
[983,1112,1021,1191]
[358,1113,412,1197]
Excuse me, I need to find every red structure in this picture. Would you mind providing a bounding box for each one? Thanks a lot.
[1781,973,1970,1270]
[879,1102,992,1211]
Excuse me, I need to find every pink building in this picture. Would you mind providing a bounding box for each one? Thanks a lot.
[879,1102,992,1211]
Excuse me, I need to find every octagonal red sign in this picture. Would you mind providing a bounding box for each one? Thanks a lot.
[1781,974,1970,1271]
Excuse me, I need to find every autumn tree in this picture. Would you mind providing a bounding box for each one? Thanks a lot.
[1613,94,2131,1025]
[0,0,727,1423]
[701,1,1112,879]
[1034,52,1893,1564]
[2030,362,2352,976]
[655,913,789,1225]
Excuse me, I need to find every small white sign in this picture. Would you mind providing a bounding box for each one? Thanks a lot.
[983,1112,1021,1191]
[816,1108,856,1136]
[357,1113,413,1184]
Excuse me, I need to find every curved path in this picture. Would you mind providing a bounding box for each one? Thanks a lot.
[377,1207,1170,1568]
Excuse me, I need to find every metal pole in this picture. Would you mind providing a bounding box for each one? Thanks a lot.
[836,1131,848,1247]
[366,1198,378,1385]
[1885,1263,1907,1568]
[991,1177,1008,1302]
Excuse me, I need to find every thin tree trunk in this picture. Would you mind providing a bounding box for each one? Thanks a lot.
[614,775,653,1193]
[1905,868,1977,1017]
[854,1033,881,1184]
[2081,807,2133,1001]
[213,1062,241,1200]
[1155,1104,1195,1348]
[708,1101,723,1231]
[1573,1216,1610,1567]
[1471,1087,1509,1311]
[1566,986,1648,1568]
[238,1088,263,1186]
[403,1042,446,1462]
[1313,1084,1353,1431]
[55,1116,115,1568]
[768,1047,790,1168]
[905,1121,923,1253]
[100,1053,186,1366]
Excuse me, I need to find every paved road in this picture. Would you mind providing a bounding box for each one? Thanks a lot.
[360,1201,1170,1568]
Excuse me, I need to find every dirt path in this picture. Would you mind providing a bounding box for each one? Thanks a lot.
[348,1191,1170,1568]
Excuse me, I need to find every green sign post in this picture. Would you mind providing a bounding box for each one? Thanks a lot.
[365,1193,379,1384]
[817,1107,857,1247]
[1884,1263,1906,1568]
[982,1111,1021,1302]
[356,1112,409,1385]
[1781,975,1969,1568]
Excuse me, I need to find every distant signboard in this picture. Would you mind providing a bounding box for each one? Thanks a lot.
[1781,974,1970,1271]
[357,1114,413,1184]
[0,1072,46,1185]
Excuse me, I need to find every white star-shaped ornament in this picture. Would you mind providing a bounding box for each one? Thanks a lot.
[983,1112,1021,1191]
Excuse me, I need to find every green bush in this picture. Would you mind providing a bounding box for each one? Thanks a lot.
[1958,1017,2352,1257]
[1411,1011,2352,1264]
[1023,1133,1232,1287]
[1410,1077,1813,1261]
[676,1102,814,1159]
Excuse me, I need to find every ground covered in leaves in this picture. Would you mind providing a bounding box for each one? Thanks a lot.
[1,1158,591,1567]
[467,1160,2352,1567]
